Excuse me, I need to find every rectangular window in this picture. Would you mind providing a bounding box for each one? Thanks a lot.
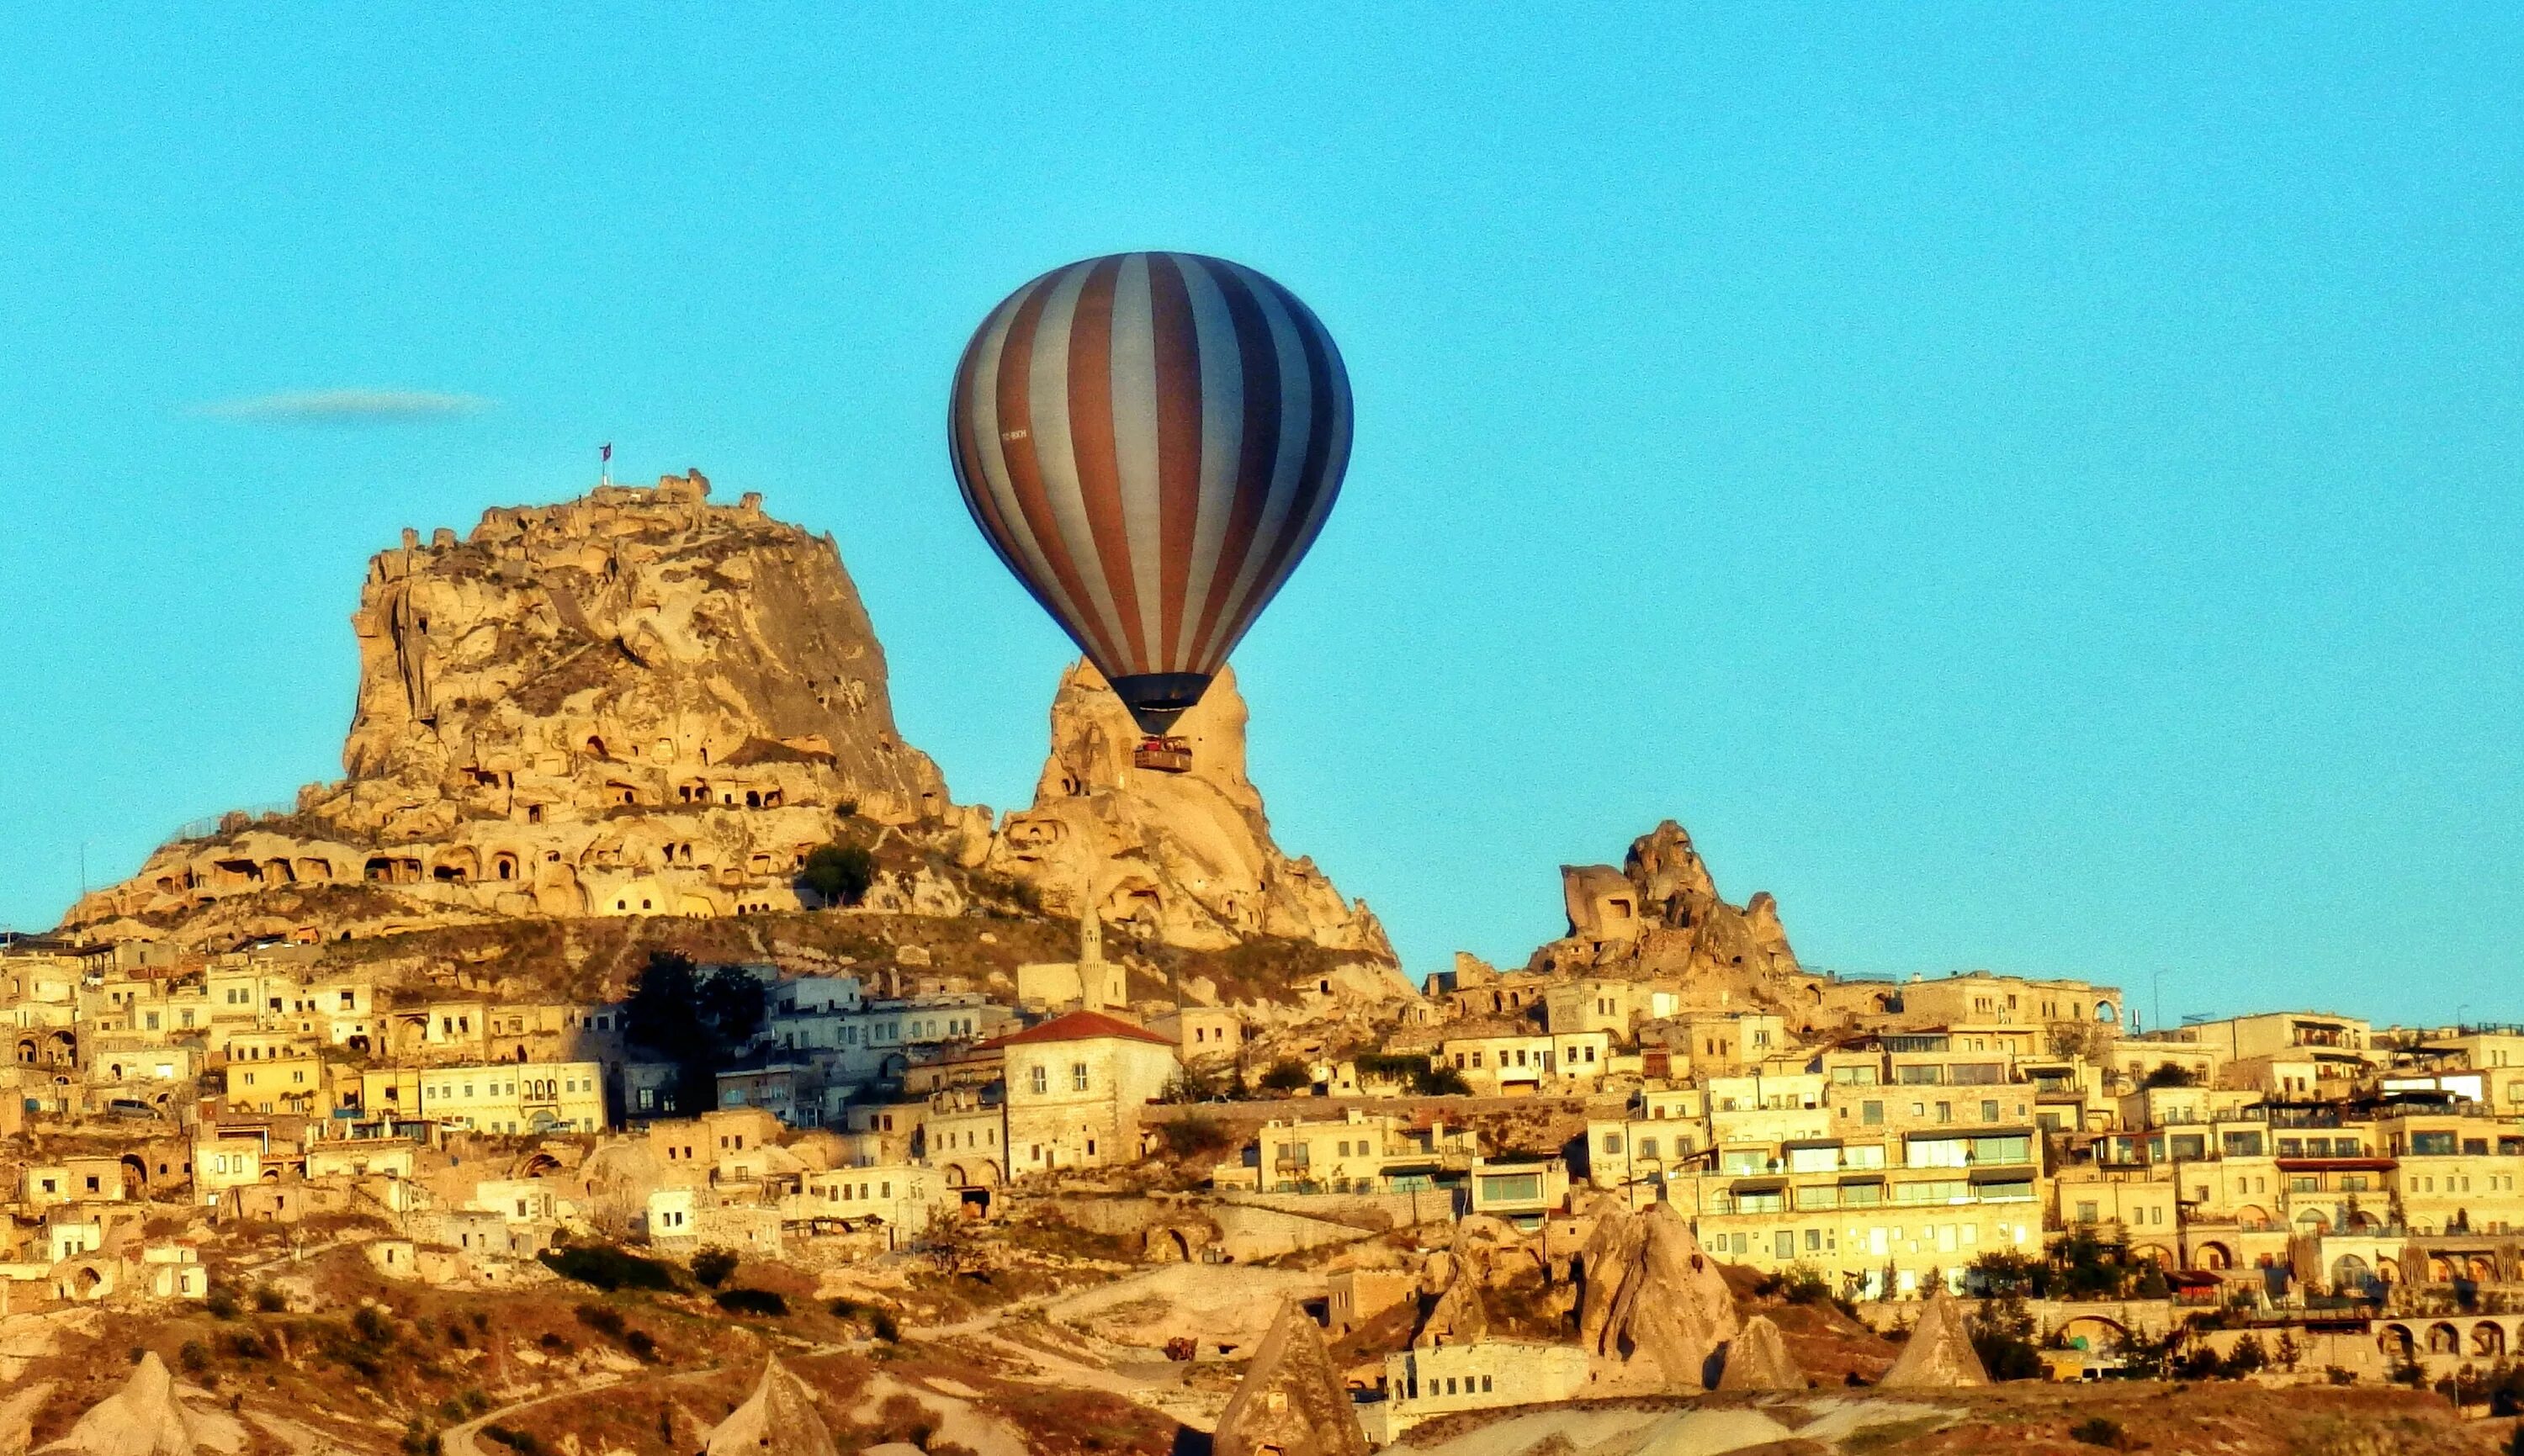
[1029,1066,1048,1094]
[2222,1131,2264,1158]
[2411,1131,2457,1156]
[1071,1062,1090,1092]
[1980,1100,2000,1123]
[1862,1100,1884,1125]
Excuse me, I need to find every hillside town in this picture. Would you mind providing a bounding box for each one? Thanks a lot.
[1,479,2508,1456]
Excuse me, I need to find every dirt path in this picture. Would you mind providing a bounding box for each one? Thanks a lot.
[441,1372,633,1456]
[855,1373,1028,1456]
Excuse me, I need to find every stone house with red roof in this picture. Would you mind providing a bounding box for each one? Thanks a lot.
[983,1010,1180,1174]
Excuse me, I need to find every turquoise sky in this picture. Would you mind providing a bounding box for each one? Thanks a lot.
[3,9,2518,1028]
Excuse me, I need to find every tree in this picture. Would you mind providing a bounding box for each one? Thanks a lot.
[2274,1328,2303,1372]
[625,952,769,1110]
[2224,1332,2267,1377]
[1966,1294,2046,1381]
[2142,1062,2203,1088]
[800,843,876,908]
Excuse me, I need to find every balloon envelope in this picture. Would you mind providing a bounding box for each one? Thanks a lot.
[949,251,1351,735]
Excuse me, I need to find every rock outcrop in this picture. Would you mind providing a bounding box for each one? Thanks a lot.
[1715,1313,1808,1390]
[1213,1300,1371,1456]
[64,474,974,946]
[1877,1294,1991,1390]
[1414,1263,1490,1348]
[985,661,1391,957]
[1546,820,1798,985]
[702,1358,840,1456]
[1576,1201,1742,1391]
[42,1352,243,1456]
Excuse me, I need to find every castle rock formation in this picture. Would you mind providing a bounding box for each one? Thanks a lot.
[66,474,970,945]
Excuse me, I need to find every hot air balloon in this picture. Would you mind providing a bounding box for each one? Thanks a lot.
[948,251,1351,772]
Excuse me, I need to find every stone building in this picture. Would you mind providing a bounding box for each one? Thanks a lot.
[986,1010,1179,1174]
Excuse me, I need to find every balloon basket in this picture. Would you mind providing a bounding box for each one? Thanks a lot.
[1132,735,1193,774]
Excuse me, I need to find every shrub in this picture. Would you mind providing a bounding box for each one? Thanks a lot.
[2068,1416,2125,1449]
[801,843,876,907]
[205,1287,239,1320]
[715,1287,789,1317]
[252,1284,287,1313]
[1259,1059,1312,1093]
[575,1304,628,1338]
[625,1329,657,1362]
[540,1245,676,1292]
[178,1341,211,1374]
[483,1427,540,1456]
[1157,1114,1233,1159]
[872,1309,901,1342]
[1409,1064,1471,1097]
[353,1305,395,1345]
[690,1247,740,1289]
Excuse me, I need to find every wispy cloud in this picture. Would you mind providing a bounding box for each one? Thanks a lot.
[188,389,494,424]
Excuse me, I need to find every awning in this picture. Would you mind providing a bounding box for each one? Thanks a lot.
[1730,1178,1788,1195]
[1837,1173,1888,1187]
[1781,1139,1844,1152]
[1968,1167,2037,1185]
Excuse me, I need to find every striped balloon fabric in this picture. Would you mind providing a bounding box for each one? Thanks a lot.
[949,251,1352,736]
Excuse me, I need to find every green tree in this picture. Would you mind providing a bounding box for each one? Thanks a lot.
[625,953,767,1109]
[800,843,876,907]
[1966,1294,2046,1380]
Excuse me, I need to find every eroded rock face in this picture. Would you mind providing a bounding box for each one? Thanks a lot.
[1541,819,1800,998]
[1213,1300,1370,1456]
[65,474,970,945]
[703,1358,839,1456]
[1577,1201,1742,1391]
[1877,1294,1991,1389]
[1715,1313,1808,1390]
[47,1351,243,1456]
[985,661,1391,957]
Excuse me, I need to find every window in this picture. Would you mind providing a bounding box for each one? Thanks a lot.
[1029,1066,1048,1094]
[1862,1100,1885,1126]
[2223,1131,2264,1158]
[1071,1062,1090,1092]
[1980,1100,2000,1123]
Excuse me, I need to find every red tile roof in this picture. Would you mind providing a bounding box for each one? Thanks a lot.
[980,1009,1174,1049]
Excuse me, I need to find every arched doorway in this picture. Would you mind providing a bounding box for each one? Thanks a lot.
[2427,1322,2463,1356]
[2473,1322,2505,1358]
[2194,1242,2233,1271]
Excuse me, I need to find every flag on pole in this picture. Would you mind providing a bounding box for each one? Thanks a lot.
[601,442,612,462]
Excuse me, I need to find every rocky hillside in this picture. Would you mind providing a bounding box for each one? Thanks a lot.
[60,471,1390,970]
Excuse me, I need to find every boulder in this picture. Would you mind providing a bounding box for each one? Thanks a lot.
[1877,1295,1991,1390]
[1576,1201,1741,1390]
[1715,1314,1807,1390]
[1213,1301,1369,1456]
[42,1352,242,1456]
[702,1358,839,1456]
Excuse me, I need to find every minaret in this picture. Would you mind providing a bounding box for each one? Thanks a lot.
[1080,898,1104,966]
